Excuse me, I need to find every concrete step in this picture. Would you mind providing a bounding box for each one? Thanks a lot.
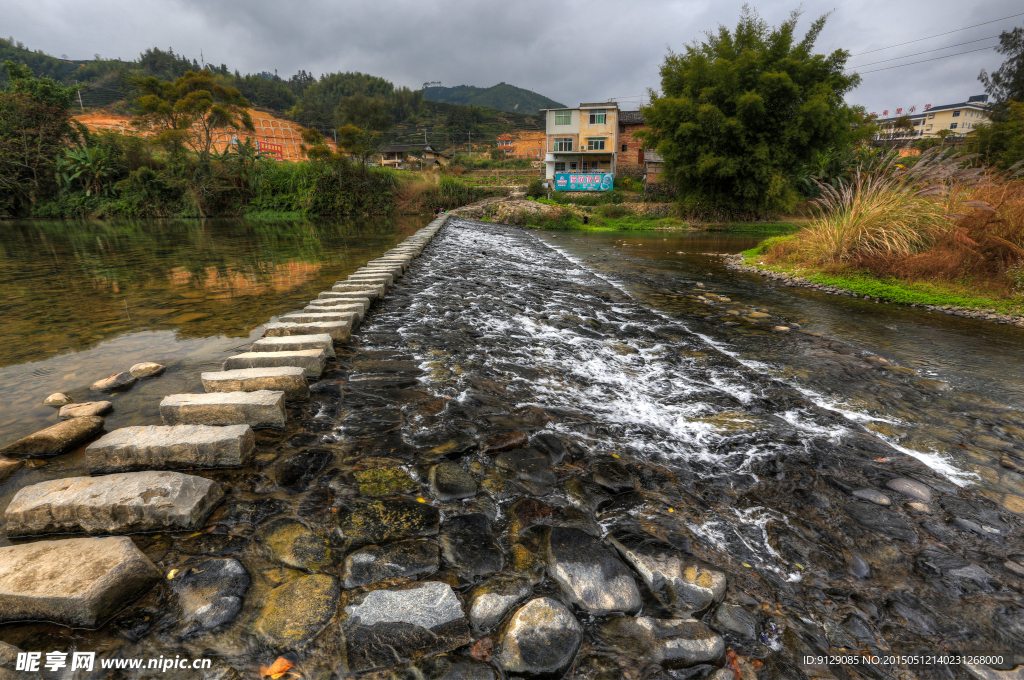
[86,424,255,473]
[356,266,403,278]
[265,320,351,343]
[346,273,393,286]
[202,366,310,401]
[301,301,368,321]
[252,333,335,358]
[160,390,287,429]
[224,349,327,378]
[369,256,412,268]
[0,537,161,627]
[5,471,223,536]
[281,311,359,326]
[324,285,385,299]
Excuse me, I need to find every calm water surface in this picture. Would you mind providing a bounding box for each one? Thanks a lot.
[0,216,427,444]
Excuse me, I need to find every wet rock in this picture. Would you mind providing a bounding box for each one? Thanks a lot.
[608,529,726,616]
[58,400,113,419]
[467,575,533,634]
[601,617,725,668]
[160,390,287,429]
[86,424,254,473]
[213,498,289,526]
[6,471,223,536]
[848,552,871,579]
[563,476,613,513]
[170,558,250,637]
[366,655,496,680]
[177,532,250,556]
[852,488,890,506]
[509,544,546,584]
[917,548,1000,594]
[273,447,332,493]
[91,371,137,392]
[342,539,439,588]
[0,416,105,457]
[793,488,830,509]
[592,458,636,494]
[0,536,161,627]
[531,433,567,464]
[843,501,918,543]
[886,477,932,502]
[440,513,504,578]
[493,597,582,675]
[354,468,418,496]
[0,458,23,483]
[906,501,931,514]
[429,461,477,501]
[483,430,528,453]
[129,362,166,378]
[713,604,758,640]
[258,519,334,572]
[941,498,1010,534]
[43,392,73,407]
[254,574,340,651]
[201,367,309,402]
[339,581,471,674]
[494,448,555,492]
[419,439,477,463]
[544,527,641,615]
[337,497,441,550]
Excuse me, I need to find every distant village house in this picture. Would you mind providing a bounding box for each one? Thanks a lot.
[380,144,450,168]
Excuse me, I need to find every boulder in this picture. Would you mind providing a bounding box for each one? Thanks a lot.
[58,401,112,419]
[170,558,250,638]
[5,471,223,536]
[544,527,641,616]
[0,537,161,627]
[85,424,254,473]
[493,597,582,675]
[129,362,166,378]
[342,539,439,588]
[339,581,470,673]
[43,393,73,407]
[258,519,334,572]
[254,574,340,651]
[337,497,440,550]
[601,617,725,668]
[0,416,105,458]
[467,575,533,634]
[91,372,137,392]
[428,462,477,501]
[440,513,504,578]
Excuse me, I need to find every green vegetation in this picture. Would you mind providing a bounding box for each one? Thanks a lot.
[422,82,565,115]
[704,222,800,234]
[519,206,687,232]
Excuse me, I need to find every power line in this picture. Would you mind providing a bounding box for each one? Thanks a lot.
[849,11,1023,56]
[847,34,1001,68]
[856,45,997,75]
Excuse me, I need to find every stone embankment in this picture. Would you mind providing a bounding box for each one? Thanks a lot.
[726,253,1024,328]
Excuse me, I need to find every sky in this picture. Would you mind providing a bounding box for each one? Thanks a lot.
[4,0,1021,115]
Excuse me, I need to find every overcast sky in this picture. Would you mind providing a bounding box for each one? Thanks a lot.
[4,0,1020,114]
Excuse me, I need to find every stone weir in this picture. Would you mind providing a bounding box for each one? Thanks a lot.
[0,215,1021,680]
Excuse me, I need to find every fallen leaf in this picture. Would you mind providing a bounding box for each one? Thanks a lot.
[260,657,294,679]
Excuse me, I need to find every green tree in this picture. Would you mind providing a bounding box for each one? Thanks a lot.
[637,6,864,217]
[337,124,386,166]
[979,26,1024,116]
[334,93,394,133]
[131,69,254,160]
[0,60,80,213]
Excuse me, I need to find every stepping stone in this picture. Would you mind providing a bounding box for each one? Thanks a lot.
[346,274,393,287]
[280,311,359,327]
[307,296,371,311]
[252,334,335,358]
[129,362,166,378]
[91,371,137,392]
[0,416,105,458]
[202,367,309,402]
[357,265,404,276]
[223,349,326,379]
[265,320,351,343]
[58,401,112,419]
[325,285,384,298]
[86,424,255,473]
[160,391,287,429]
[43,392,73,407]
[5,471,223,536]
[291,303,365,318]
[0,537,161,627]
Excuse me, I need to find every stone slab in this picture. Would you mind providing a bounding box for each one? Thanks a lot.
[324,286,385,299]
[0,417,105,458]
[307,296,372,310]
[160,391,287,429]
[86,424,255,473]
[202,366,309,402]
[252,334,335,358]
[5,471,223,536]
[281,311,359,326]
[356,265,403,277]
[223,349,326,378]
[0,537,161,628]
[265,320,351,343]
[346,273,393,286]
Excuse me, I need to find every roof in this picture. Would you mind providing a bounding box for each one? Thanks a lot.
[875,99,989,123]
[619,110,646,125]
[380,143,437,154]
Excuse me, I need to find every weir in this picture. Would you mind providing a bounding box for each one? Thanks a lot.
[0,215,1021,678]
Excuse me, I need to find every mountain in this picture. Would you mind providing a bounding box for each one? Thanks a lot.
[422,83,566,115]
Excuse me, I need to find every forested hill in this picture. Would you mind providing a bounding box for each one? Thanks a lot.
[422,83,566,115]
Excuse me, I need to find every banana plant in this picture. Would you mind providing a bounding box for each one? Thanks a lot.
[56,147,116,197]
[213,137,271,193]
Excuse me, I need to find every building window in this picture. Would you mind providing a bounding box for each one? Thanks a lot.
[569,162,578,171]
[621,144,627,152]
[587,138,606,151]
[589,109,606,125]
[928,113,934,119]
[553,138,573,152]
[554,162,565,173]
[950,122,958,129]
[555,111,571,125]
[952,110,961,117]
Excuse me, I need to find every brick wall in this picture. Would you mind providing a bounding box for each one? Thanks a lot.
[617,123,647,170]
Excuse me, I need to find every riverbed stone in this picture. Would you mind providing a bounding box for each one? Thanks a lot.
[544,527,641,615]
[440,513,504,578]
[5,471,223,536]
[58,401,112,419]
[273,448,333,493]
[342,539,439,588]
[129,362,166,378]
[601,617,725,668]
[337,497,441,550]
[467,574,533,634]
[712,603,758,640]
[844,501,919,543]
[160,391,286,429]
[429,461,477,501]
[608,529,726,616]
[170,558,250,638]
[887,477,932,502]
[369,655,495,680]
[258,518,334,572]
[91,371,137,392]
[339,581,471,674]
[0,416,105,458]
[483,430,528,453]
[85,424,254,473]
[592,458,636,494]
[201,366,309,402]
[223,349,326,378]
[494,448,555,493]
[254,574,340,651]
[43,392,73,407]
[852,488,891,506]
[265,320,351,343]
[494,597,582,675]
[0,536,161,628]
[252,333,335,358]
[0,458,23,483]
[353,468,418,496]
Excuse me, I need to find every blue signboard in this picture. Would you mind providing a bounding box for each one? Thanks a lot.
[554,173,614,192]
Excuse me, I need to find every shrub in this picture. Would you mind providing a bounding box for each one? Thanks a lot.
[526,178,544,198]
[600,203,628,218]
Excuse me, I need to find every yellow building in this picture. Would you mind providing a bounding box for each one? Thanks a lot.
[874,94,991,141]
[540,102,619,185]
